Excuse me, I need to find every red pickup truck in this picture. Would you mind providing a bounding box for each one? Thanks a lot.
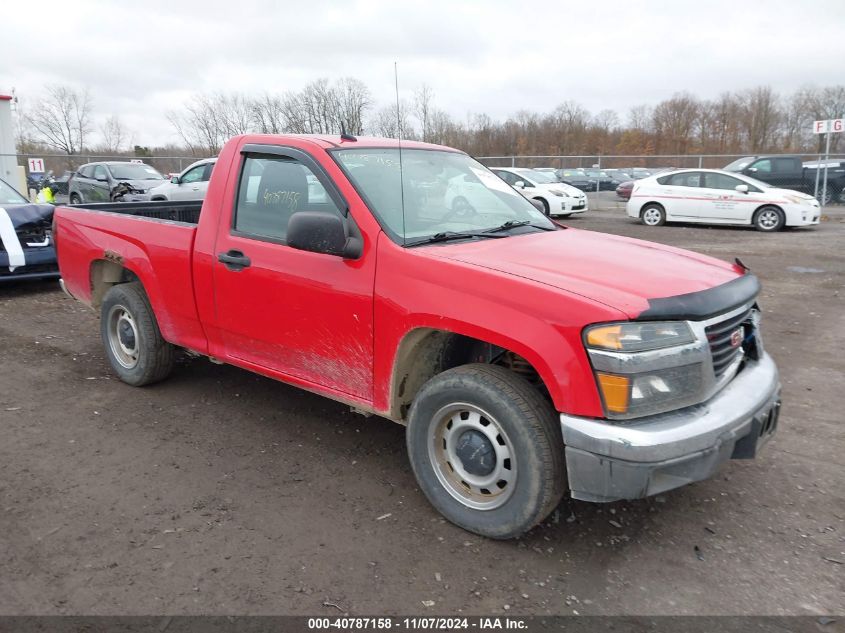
[54,134,781,538]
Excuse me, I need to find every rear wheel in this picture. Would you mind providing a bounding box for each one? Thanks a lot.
[640,203,666,226]
[101,282,175,386]
[753,206,785,232]
[406,364,565,539]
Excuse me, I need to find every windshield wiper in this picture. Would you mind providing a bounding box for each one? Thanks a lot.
[406,231,509,246]
[482,220,556,233]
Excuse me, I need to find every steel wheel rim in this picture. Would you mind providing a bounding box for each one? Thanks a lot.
[643,208,661,225]
[759,209,779,229]
[107,304,140,369]
[428,403,516,511]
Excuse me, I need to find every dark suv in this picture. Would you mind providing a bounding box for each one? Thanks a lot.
[68,162,165,204]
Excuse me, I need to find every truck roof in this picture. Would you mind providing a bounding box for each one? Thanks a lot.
[237,133,462,153]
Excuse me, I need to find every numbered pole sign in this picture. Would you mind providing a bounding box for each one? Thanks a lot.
[27,157,45,173]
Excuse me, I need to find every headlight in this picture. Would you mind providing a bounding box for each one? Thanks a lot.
[585,321,695,352]
[584,321,706,420]
[784,194,808,204]
[549,189,569,197]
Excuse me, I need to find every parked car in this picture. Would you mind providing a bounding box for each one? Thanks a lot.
[555,169,593,191]
[724,155,845,205]
[0,177,59,282]
[490,167,588,216]
[68,161,166,204]
[582,169,622,191]
[616,180,634,200]
[55,134,781,539]
[149,158,217,201]
[627,168,820,231]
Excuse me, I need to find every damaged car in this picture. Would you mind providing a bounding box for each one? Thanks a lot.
[68,161,165,204]
[0,177,59,282]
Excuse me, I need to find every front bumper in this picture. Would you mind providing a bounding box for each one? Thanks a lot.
[784,203,821,226]
[0,247,59,282]
[555,197,588,215]
[560,353,780,502]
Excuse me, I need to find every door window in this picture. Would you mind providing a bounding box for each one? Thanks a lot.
[494,170,516,185]
[773,157,797,172]
[703,173,760,192]
[233,155,342,241]
[662,172,701,187]
[752,159,771,173]
[180,165,206,184]
[93,165,108,181]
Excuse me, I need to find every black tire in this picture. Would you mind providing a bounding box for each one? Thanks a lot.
[640,203,666,226]
[816,188,834,206]
[406,364,565,539]
[100,282,175,386]
[753,205,785,232]
[557,213,572,219]
[69,193,82,205]
[533,197,550,216]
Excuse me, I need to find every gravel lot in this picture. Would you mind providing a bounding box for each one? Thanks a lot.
[1,206,843,616]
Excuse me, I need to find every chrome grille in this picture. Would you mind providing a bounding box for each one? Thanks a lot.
[705,308,753,378]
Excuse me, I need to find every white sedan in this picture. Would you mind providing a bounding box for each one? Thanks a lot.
[148,157,217,201]
[490,167,588,217]
[627,169,820,231]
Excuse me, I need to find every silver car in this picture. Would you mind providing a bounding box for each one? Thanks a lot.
[149,158,217,201]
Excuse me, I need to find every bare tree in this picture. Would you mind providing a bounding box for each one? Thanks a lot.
[251,93,286,134]
[335,77,372,135]
[26,86,93,155]
[370,100,414,139]
[740,86,781,152]
[168,93,252,155]
[98,115,128,153]
[414,84,435,142]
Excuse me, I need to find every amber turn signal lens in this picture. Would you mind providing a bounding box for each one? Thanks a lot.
[586,325,623,350]
[596,373,630,414]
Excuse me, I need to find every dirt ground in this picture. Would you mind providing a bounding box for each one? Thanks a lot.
[1,203,843,617]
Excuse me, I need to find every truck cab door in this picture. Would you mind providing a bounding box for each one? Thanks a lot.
[210,147,375,401]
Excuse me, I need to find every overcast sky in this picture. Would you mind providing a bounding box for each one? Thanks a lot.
[2,0,844,147]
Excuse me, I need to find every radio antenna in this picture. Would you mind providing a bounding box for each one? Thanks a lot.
[394,62,406,246]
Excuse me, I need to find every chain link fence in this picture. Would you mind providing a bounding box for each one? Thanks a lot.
[476,153,845,211]
[6,151,845,211]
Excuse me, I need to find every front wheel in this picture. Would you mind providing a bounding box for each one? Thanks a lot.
[533,197,550,216]
[406,364,565,539]
[753,206,785,232]
[69,193,82,205]
[101,282,175,386]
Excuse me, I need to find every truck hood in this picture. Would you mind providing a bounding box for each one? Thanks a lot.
[422,228,744,318]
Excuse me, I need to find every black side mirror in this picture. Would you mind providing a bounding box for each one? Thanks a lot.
[287,211,362,259]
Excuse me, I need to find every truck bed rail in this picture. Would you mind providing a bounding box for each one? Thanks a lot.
[67,200,202,225]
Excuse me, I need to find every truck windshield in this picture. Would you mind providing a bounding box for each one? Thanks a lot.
[108,163,164,180]
[724,157,756,172]
[0,178,28,204]
[333,148,553,244]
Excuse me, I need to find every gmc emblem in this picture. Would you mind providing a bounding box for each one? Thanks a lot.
[730,328,743,348]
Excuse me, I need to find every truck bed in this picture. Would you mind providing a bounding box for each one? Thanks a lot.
[55,199,208,354]
[66,200,203,225]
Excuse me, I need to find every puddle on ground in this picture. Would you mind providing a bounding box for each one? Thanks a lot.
[787,266,825,273]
